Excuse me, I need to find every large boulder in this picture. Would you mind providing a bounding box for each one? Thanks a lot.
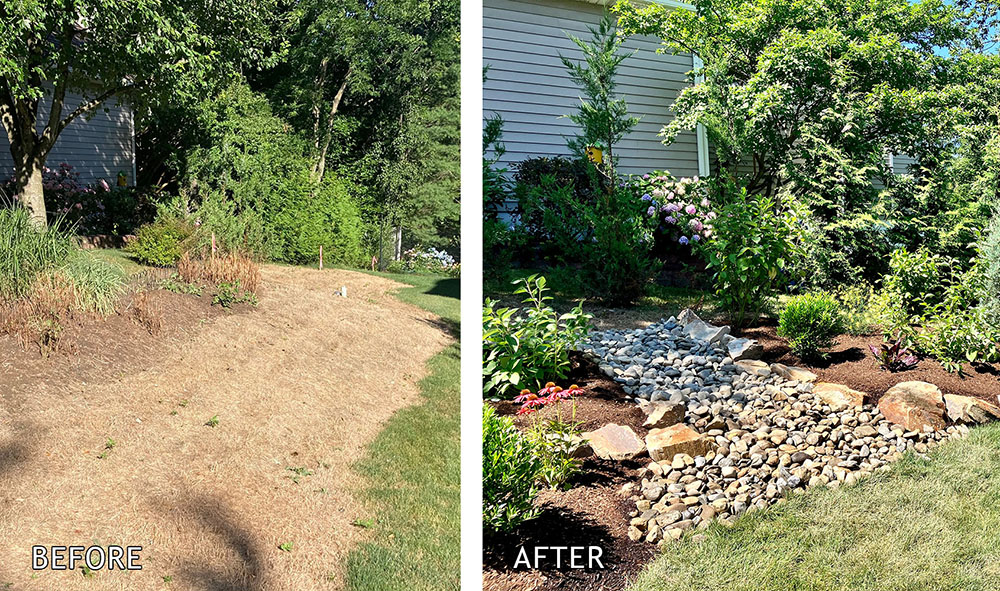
[770,363,818,383]
[878,381,946,432]
[645,424,715,462]
[728,338,763,362]
[582,424,646,461]
[677,308,701,325]
[684,319,730,344]
[943,394,1000,424]
[641,400,686,429]
[813,382,866,411]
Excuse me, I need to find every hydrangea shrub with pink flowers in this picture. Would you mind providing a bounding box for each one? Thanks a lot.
[632,172,717,249]
[2,163,155,235]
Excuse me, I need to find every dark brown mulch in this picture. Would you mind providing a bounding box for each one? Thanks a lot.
[484,353,656,591]
[736,323,1000,406]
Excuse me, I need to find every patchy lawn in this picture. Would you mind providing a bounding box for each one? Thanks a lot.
[344,271,461,591]
[629,422,1000,591]
[0,265,450,590]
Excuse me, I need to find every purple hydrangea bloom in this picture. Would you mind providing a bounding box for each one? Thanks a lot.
[641,193,652,201]
[679,236,689,245]
[685,204,697,215]
[643,174,650,179]
[664,216,677,224]
[665,203,680,213]
[689,219,704,232]
[647,206,656,216]
[692,234,701,242]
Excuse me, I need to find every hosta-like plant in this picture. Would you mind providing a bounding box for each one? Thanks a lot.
[483,275,593,398]
[869,334,918,372]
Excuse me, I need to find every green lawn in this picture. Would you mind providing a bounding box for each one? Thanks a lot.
[344,271,460,591]
[629,423,1000,591]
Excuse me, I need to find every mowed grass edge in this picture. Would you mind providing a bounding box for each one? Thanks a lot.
[344,271,461,591]
[629,422,1000,591]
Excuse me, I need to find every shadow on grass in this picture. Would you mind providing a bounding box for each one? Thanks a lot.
[425,277,460,300]
[170,494,269,591]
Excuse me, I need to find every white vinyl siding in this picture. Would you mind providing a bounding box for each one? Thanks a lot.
[484,0,701,177]
[0,90,134,187]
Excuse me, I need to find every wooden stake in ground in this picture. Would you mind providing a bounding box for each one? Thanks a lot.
[319,245,324,270]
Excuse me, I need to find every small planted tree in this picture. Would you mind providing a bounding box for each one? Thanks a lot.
[0,1,276,226]
[561,12,639,184]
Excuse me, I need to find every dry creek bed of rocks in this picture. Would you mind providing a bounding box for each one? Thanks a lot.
[572,310,1000,548]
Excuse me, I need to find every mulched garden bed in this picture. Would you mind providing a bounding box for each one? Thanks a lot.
[484,353,656,591]
[485,321,1000,591]
[737,322,1000,406]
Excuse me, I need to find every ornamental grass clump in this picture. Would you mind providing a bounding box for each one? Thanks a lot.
[778,292,846,360]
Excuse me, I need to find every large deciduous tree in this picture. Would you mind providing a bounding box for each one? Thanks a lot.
[0,0,275,226]
[614,0,969,209]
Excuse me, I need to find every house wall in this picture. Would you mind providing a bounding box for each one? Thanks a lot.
[483,0,702,177]
[0,90,135,188]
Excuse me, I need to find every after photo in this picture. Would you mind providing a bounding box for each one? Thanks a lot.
[482,0,1000,589]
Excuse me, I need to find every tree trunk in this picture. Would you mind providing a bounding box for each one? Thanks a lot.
[15,157,46,227]
[311,71,350,184]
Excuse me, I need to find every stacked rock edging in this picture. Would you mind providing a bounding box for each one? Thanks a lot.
[578,310,982,547]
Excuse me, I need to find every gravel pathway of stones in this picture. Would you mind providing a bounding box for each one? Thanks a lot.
[576,311,995,547]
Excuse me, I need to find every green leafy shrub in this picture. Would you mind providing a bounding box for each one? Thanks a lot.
[483,405,542,533]
[901,265,999,372]
[212,280,258,308]
[127,217,194,266]
[573,186,658,306]
[183,82,364,265]
[778,292,845,359]
[0,206,73,299]
[483,275,592,398]
[698,186,804,327]
[882,247,948,316]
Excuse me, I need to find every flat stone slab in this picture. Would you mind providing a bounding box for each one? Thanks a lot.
[641,400,686,429]
[813,382,865,411]
[728,338,763,361]
[878,381,946,432]
[646,424,714,462]
[736,359,771,377]
[770,363,817,382]
[583,424,646,461]
[684,319,730,344]
[944,394,1000,424]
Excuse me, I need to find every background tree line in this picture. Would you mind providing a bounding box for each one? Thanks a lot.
[1,0,459,268]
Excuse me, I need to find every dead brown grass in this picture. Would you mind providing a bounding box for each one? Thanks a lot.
[128,290,164,334]
[0,272,78,355]
[178,250,262,293]
[0,265,452,590]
